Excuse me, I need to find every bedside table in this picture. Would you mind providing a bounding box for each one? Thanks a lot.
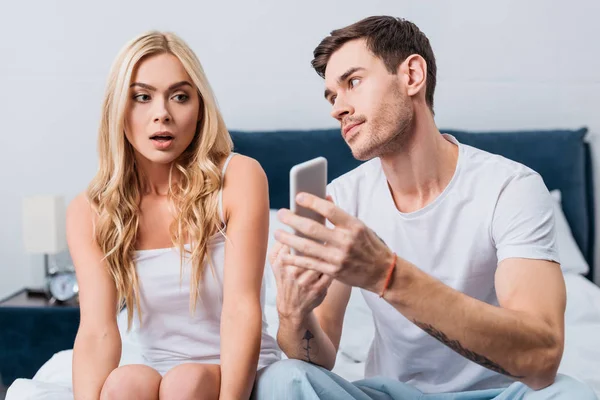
[0,289,80,387]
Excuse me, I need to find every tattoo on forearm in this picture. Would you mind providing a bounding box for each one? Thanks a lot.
[413,320,524,378]
[300,330,317,363]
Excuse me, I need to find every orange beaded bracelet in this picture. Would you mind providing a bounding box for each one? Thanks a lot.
[379,252,397,298]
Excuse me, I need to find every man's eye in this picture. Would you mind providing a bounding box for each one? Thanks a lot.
[330,95,337,104]
[350,78,360,88]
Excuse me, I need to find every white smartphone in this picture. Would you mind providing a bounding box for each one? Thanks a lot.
[289,157,328,253]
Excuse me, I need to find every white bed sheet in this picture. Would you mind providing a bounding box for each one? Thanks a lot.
[556,274,600,394]
[7,273,600,399]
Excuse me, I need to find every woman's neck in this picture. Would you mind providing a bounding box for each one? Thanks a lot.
[135,155,179,196]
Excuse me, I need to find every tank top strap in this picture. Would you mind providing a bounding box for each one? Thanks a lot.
[218,153,237,226]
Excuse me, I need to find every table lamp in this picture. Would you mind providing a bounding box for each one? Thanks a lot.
[22,195,67,297]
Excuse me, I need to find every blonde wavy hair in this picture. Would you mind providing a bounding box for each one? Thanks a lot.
[87,31,233,328]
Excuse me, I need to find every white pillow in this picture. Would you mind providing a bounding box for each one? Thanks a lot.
[550,190,590,275]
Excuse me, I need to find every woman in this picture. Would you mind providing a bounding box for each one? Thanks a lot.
[67,31,279,399]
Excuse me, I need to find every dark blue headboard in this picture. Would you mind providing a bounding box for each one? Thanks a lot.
[231,128,593,280]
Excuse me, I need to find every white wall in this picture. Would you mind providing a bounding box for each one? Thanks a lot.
[1,0,599,297]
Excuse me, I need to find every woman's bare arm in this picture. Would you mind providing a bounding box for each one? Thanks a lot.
[68,193,121,400]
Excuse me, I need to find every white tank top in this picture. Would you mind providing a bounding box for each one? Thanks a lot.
[126,153,281,374]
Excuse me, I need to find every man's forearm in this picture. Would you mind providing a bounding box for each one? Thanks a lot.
[384,259,562,389]
[277,312,338,370]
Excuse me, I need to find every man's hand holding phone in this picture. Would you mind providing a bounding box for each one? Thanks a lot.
[273,157,395,295]
[269,157,331,322]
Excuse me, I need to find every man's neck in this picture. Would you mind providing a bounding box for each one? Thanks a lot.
[379,110,458,213]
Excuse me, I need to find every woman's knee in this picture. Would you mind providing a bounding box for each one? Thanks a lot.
[100,364,161,400]
[160,363,221,400]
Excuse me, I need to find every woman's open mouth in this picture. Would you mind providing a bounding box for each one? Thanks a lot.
[150,132,175,150]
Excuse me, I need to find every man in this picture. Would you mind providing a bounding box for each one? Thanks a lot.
[253,16,597,399]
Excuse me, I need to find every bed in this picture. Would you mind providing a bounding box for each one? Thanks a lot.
[7,128,600,398]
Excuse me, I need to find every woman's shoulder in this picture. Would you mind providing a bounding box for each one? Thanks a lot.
[221,153,267,183]
[220,154,269,218]
[66,192,96,233]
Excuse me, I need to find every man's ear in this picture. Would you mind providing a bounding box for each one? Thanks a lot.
[399,54,427,98]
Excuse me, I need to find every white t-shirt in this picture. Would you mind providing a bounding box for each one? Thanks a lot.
[327,134,559,393]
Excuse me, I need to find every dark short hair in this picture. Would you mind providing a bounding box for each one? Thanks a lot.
[312,16,437,113]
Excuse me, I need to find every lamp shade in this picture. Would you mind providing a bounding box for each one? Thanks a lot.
[22,195,67,254]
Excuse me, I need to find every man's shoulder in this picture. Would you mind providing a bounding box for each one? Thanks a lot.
[460,142,540,185]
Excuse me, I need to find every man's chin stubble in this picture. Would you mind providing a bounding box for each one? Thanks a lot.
[352,130,411,161]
